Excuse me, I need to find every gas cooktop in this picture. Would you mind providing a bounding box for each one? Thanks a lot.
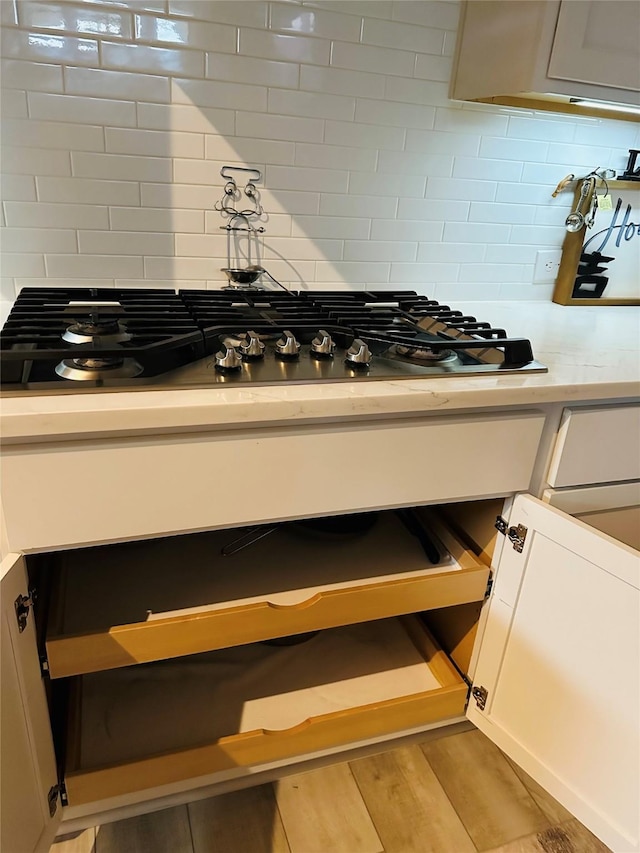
[0,288,546,394]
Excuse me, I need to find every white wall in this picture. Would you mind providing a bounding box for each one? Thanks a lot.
[1,0,639,301]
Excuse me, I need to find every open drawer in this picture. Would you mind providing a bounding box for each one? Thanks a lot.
[43,510,489,678]
[63,615,467,805]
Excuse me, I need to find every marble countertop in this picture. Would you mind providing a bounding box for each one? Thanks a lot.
[1,301,639,443]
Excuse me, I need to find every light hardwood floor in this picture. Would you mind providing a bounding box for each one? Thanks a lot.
[50,729,611,853]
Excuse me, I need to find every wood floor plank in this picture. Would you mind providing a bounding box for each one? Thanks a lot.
[95,805,192,853]
[350,744,476,853]
[275,762,383,853]
[421,730,550,851]
[485,818,613,852]
[50,828,96,853]
[503,756,574,826]
[188,785,290,853]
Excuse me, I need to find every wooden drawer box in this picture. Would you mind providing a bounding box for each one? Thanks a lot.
[63,616,467,805]
[44,510,489,678]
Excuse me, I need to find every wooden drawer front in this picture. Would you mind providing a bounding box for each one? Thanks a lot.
[45,511,489,678]
[63,616,467,806]
[2,411,546,552]
[548,405,640,487]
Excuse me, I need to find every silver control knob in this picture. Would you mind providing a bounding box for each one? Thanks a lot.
[311,329,336,358]
[214,342,242,371]
[239,330,265,359]
[275,329,301,358]
[345,338,372,367]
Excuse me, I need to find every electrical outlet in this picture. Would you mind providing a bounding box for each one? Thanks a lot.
[533,250,562,283]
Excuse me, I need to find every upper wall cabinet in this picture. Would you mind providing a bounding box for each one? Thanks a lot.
[450,1,640,121]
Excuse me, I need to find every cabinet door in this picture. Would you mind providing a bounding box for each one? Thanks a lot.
[1,553,61,853]
[467,495,639,853]
[548,1,640,95]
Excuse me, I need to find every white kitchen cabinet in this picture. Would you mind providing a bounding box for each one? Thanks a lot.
[451,0,640,118]
[3,491,639,853]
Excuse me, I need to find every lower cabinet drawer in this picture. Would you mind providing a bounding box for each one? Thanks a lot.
[63,615,467,806]
[44,510,488,679]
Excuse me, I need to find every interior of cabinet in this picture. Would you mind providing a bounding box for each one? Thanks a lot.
[27,500,502,810]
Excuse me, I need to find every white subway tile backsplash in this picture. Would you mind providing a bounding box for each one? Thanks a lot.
[19,3,133,39]
[295,143,376,173]
[331,41,414,78]
[1,29,99,66]
[236,111,323,143]
[383,77,450,107]
[405,128,480,156]
[268,89,355,122]
[348,172,425,199]
[370,220,444,242]
[443,222,511,243]
[398,198,468,221]
[113,206,203,232]
[71,152,172,183]
[4,201,109,229]
[135,13,235,53]
[106,127,204,159]
[453,157,523,182]
[319,193,394,219]
[417,242,486,263]
[291,216,369,240]
[1,89,28,118]
[78,230,174,255]
[137,102,235,135]
[169,0,268,28]
[468,202,535,225]
[2,253,46,277]
[355,99,435,131]
[299,65,385,100]
[267,165,348,193]
[172,78,267,111]
[206,53,298,88]
[270,4,361,42]
[413,53,452,84]
[391,1,460,30]
[426,177,496,201]
[102,40,204,78]
[2,145,70,176]
[65,65,171,102]
[390,263,458,283]
[315,261,390,282]
[361,17,444,55]
[324,120,404,151]
[1,174,37,201]
[1,0,636,297]
[2,227,77,253]
[377,151,453,177]
[206,135,294,166]
[4,118,104,151]
[480,136,548,163]
[37,176,140,205]
[344,241,416,262]
[240,28,329,65]
[1,58,63,91]
[46,254,144,277]
[29,91,137,125]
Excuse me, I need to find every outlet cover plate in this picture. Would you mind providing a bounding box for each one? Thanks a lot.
[533,250,562,283]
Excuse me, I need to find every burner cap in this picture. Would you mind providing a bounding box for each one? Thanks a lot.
[62,318,131,345]
[55,356,143,381]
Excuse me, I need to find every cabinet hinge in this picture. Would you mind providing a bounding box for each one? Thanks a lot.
[14,588,36,633]
[484,575,493,599]
[495,516,528,553]
[47,782,68,816]
[471,685,488,711]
